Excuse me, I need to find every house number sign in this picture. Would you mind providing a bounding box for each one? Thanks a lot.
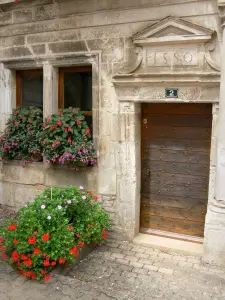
[165,88,179,98]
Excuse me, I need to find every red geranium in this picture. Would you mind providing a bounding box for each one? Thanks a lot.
[68,226,73,231]
[0,245,6,251]
[21,254,29,260]
[69,246,77,255]
[28,236,36,245]
[51,261,56,266]
[2,253,7,260]
[44,274,51,281]
[40,270,46,275]
[33,248,41,255]
[78,241,84,248]
[8,224,17,231]
[24,259,33,267]
[102,229,108,239]
[94,195,98,201]
[13,239,19,245]
[43,259,50,267]
[0,237,4,243]
[42,233,50,242]
[59,257,66,264]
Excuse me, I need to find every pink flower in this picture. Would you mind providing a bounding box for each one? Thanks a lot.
[57,120,63,126]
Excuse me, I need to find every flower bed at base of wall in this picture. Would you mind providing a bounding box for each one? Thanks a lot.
[0,107,97,170]
[0,186,110,282]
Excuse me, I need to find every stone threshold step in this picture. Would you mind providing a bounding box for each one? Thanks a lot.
[133,233,203,256]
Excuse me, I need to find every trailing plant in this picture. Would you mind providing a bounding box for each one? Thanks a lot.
[0,107,43,166]
[0,186,110,281]
[40,107,97,169]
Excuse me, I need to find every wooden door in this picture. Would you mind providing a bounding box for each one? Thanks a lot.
[141,103,212,238]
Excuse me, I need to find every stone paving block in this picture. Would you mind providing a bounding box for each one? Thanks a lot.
[115,258,130,265]
[172,255,187,262]
[121,250,133,256]
[138,258,155,264]
[111,253,124,259]
[143,264,159,272]
[135,252,150,259]
[158,267,174,275]
[118,244,132,250]
[129,261,144,268]
[106,242,119,248]
[132,267,148,275]
[125,255,139,262]
[178,261,193,268]
[131,247,146,253]
[187,257,201,264]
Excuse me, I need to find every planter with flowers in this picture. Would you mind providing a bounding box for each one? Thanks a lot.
[0,107,43,166]
[40,107,97,170]
[0,186,110,281]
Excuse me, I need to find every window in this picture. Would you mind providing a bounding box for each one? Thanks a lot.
[16,70,43,108]
[58,66,92,128]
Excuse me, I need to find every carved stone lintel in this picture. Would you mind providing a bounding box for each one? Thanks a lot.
[118,47,143,74]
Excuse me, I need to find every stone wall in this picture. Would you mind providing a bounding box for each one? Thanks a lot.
[0,0,222,241]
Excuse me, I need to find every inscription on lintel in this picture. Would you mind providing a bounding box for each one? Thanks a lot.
[145,50,198,67]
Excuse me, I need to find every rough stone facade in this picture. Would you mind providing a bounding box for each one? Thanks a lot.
[0,0,225,265]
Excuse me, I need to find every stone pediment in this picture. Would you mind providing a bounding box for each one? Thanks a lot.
[117,16,219,75]
[133,16,214,45]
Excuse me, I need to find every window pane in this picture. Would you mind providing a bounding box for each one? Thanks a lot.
[21,73,43,108]
[64,72,92,111]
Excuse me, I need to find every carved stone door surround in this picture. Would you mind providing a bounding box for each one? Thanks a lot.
[113,16,220,241]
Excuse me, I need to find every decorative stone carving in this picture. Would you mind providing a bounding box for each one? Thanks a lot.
[133,16,214,46]
[118,47,143,74]
[117,16,220,75]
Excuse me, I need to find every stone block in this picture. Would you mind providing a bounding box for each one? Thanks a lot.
[44,166,89,188]
[0,47,32,59]
[49,41,87,54]
[98,167,116,194]
[0,36,25,48]
[87,38,124,56]
[3,162,45,185]
[31,44,46,55]
[13,9,33,23]
[27,32,59,44]
[0,21,59,38]
[33,4,59,21]
[0,12,12,26]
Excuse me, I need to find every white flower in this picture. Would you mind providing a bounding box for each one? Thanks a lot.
[41,205,46,209]
[67,200,72,204]
[47,216,51,220]
[79,186,84,190]
[82,196,86,200]
[57,205,62,210]
[24,204,27,207]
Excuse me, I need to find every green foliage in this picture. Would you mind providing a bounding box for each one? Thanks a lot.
[0,107,43,166]
[40,107,97,168]
[0,186,110,281]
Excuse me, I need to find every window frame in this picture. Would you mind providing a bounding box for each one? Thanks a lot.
[16,69,43,108]
[58,66,92,117]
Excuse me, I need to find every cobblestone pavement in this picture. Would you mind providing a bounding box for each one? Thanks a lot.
[1,238,225,300]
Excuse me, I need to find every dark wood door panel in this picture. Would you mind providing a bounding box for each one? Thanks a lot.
[142,183,208,199]
[141,172,209,187]
[143,125,211,140]
[142,160,210,176]
[143,149,210,165]
[141,103,212,237]
[140,204,206,222]
[143,103,212,115]
[141,194,206,210]
[140,214,205,237]
[145,114,212,128]
[143,137,211,152]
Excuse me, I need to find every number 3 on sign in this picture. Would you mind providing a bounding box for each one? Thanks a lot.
[165,88,179,98]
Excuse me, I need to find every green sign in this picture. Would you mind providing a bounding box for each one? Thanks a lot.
[165,88,179,98]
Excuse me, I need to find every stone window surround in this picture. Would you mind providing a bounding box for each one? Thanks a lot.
[114,77,219,242]
[2,52,101,153]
